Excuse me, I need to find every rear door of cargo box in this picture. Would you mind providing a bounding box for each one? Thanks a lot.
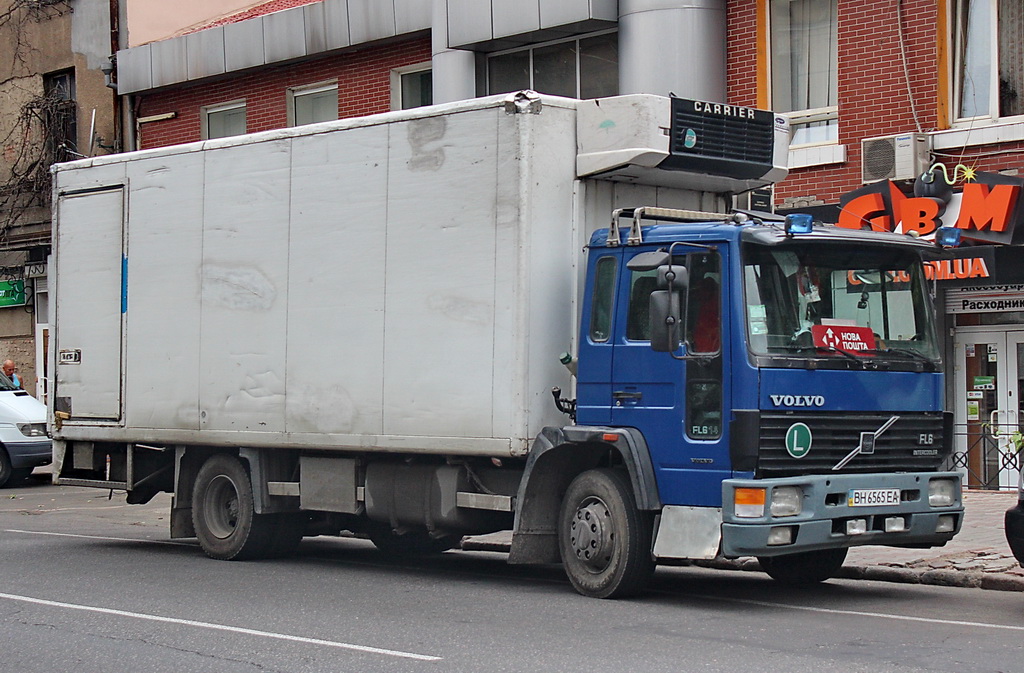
[54,186,125,420]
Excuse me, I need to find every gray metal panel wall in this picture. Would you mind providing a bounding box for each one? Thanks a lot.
[395,0,432,34]
[224,19,266,72]
[303,2,329,53]
[322,0,353,50]
[117,43,152,93]
[492,0,539,39]
[447,0,492,46]
[150,38,187,89]
[541,0,617,27]
[186,27,226,81]
[264,7,308,63]
[348,0,397,44]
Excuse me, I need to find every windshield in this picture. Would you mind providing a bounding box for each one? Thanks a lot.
[743,242,939,363]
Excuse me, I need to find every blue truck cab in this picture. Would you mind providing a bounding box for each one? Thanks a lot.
[536,207,963,595]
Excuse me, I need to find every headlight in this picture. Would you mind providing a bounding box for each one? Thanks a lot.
[928,478,957,507]
[770,486,803,517]
[17,422,46,437]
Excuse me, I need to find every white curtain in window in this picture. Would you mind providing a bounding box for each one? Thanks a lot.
[957,0,993,118]
[771,0,837,113]
[999,0,1024,117]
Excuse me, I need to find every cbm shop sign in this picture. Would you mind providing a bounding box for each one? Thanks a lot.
[838,171,1024,245]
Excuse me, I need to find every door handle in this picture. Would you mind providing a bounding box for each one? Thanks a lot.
[612,391,643,400]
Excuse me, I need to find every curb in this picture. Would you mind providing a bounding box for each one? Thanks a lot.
[460,538,1024,592]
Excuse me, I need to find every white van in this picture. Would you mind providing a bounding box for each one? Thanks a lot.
[0,374,50,487]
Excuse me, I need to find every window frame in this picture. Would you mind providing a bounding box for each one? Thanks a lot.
[390,62,433,111]
[485,29,618,99]
[766,0,839,148]
[201,100,246,140]
[950,0,1024,127]
[287,81,338,127]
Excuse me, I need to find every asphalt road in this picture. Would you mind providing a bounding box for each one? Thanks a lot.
[2,474,1022,673]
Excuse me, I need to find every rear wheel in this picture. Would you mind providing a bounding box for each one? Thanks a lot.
[558,468,655,599]
[757,548,848,584]
[192,454,280,560]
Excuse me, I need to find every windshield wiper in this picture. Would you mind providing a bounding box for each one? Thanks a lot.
[862,347,936,365]
[781,345,864,366]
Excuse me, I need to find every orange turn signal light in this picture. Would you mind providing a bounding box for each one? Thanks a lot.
[734,487,766,506]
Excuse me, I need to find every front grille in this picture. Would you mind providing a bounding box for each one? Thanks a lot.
[758,411,946,478]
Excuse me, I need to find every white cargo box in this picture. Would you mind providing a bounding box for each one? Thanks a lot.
[52,95,592,457]
[51,93,719,457]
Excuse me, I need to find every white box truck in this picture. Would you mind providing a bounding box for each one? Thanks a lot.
[50,92,963,598]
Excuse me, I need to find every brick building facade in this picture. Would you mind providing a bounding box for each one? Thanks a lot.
[136,38,431,148]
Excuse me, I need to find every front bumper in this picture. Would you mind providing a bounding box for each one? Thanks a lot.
[5,439,53,469]
[1005,501,1024,566]
[720,472,962,558]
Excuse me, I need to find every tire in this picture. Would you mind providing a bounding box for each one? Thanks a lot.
[0,447,13,488]
[758,547,849,585]
[192,454,279,561]
[558,468,655,599]
[368,524,459,556]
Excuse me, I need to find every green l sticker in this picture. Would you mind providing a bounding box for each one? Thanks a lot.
[785,422,812,458]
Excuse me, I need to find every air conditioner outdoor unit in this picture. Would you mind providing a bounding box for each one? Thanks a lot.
[861,133,930,183]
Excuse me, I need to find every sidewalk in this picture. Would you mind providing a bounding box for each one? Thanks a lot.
[463,490,1024,591]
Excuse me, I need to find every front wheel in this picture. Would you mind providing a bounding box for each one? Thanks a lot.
[0,447,29,488]
[558,468,655,599]
[757,547,849,585]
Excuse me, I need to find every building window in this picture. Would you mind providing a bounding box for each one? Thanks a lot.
[202,101,246,139]
[43,70,77,161]
[486,31,618,99]
[953,0,1024,123]
[391,64,432,111]
[769,0,838,145]
[289,83,338,126]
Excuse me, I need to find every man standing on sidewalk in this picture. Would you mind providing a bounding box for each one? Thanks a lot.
[3,360,22,389]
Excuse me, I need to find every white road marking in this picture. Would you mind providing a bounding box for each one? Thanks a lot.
[5,529,190,546]
[691,593,1024,632]
[0,591,442,662]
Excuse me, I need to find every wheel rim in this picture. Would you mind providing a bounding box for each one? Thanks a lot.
[203,474,241,539]
[569,495,615,573]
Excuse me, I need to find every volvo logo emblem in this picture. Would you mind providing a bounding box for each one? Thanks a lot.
[770,394,825,407]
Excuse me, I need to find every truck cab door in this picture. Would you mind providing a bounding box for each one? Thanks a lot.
[575,251,622,425]
[610,247,732,507]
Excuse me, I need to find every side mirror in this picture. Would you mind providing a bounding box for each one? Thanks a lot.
[658,265,688,290]
[627,251,671,271]
[650,289,682,352]
[649,264,688,353]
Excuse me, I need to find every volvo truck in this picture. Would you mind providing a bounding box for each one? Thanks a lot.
[49,92,962,598]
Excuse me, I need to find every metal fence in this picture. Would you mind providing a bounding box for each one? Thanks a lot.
[945,423,1022,490]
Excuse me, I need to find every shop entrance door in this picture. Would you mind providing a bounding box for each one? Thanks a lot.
[953,328,1024,490]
